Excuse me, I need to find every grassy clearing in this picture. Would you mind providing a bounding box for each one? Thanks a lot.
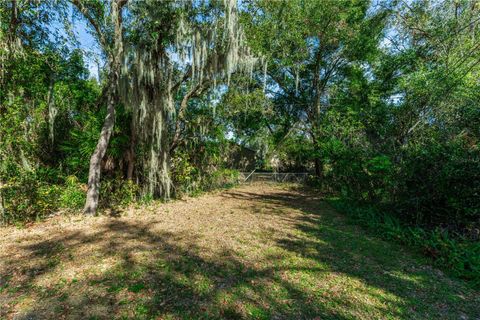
[0,183,478,319]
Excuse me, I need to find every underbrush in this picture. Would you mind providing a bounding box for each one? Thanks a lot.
[203,168,240,190]
[328,198,480,288]
[0,172,83,224]
[1,169,240,225]
[172,168,240,198]
[0,174,139,225]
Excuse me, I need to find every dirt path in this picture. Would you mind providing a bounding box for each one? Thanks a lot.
[0,184,478,319]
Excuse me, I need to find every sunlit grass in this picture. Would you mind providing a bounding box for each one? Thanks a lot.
[0,184,478,319]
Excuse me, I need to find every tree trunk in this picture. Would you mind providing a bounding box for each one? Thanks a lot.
[126,150,135,180]
[78,0,126,214]
[126,122,136,180]
[310,130,323,178]
[170,82,205,154]
[0,181,5,225]
[314,158,323,177]
[83,91,116,214]
[169,93,191,154]
[47,75,56,145]
[8,0,18,49]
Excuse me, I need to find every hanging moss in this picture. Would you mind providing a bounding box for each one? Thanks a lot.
[119,0,264,200]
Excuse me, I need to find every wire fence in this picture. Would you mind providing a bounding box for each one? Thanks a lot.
[239,171,309,184]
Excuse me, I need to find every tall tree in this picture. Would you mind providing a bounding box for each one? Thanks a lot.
[242,0,389,176]
[119,0,260,199]
[71,0,128,214]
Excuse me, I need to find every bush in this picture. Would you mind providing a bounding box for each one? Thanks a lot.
[100,177,139,208]
[171,151,200,196]
[394,140,480,231]
[171,150,240,197]
[329,199,480,287]
[1,172,61,223]
[58,176,86,210]
[203,169,239,191]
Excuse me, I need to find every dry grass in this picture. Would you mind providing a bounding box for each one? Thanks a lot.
[0,183,479,319]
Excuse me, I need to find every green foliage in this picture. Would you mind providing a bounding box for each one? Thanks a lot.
[1,172,87,223]
[393,138,480,229]
[171,150,200,196]
[60,112,104,180]
[293,0,480,239]
[99,178,139,208]
[275,135,314,172]
[204,169,239,191]
[1,172,61,223]
[329,199,480,287]
[171,149,240,197]
[220,86,273,138]
[58,176,86,210]
[61,104,130,182]
[0,18,100,222]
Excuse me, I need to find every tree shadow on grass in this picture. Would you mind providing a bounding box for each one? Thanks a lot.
[221,188,480,319]
[1,186,478,319]
[1,219,355,319]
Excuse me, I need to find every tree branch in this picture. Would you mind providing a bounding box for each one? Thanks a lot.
[71,0,109,53]
[170,80,211,153]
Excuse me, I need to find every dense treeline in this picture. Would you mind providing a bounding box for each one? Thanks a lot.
[238,0,479,235]
[0,1,479,282]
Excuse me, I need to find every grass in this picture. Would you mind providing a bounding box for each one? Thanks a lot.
[0,183,478,319]
[328,198,480,286]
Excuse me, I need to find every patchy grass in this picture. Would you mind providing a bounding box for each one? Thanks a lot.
[0,183,478,319]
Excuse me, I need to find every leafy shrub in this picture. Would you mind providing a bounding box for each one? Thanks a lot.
[329,199,480,287]
[171,150,240,197]
[171,151,200,196]
[364,155,393,202]
[99,177,139,208]
[394,139,480,231]
[58,176,86,210]
[1,172,61,223]
[203,169,239,191]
